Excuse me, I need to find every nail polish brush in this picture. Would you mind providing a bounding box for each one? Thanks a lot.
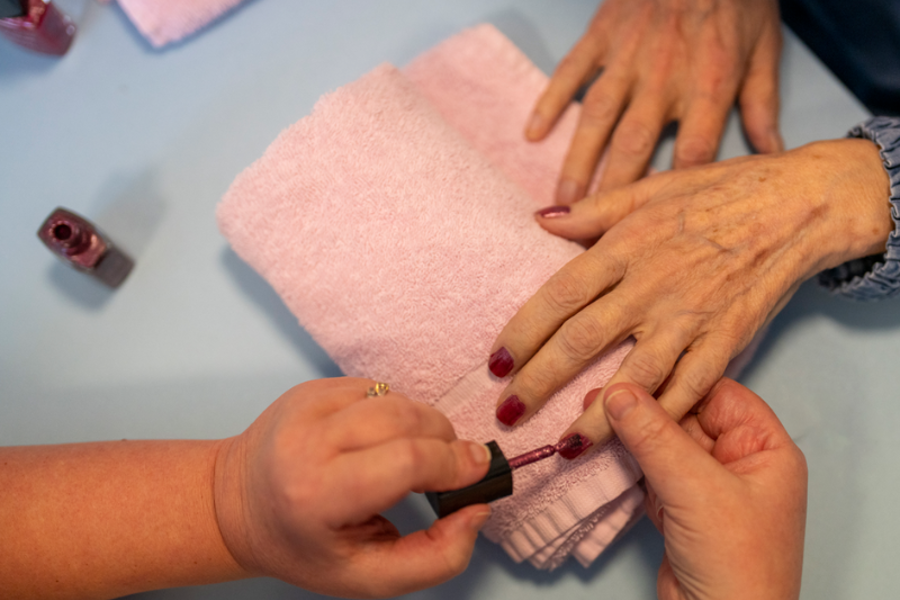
[425,436,584,518]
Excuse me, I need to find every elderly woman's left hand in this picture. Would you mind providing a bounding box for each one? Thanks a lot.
[489,138,892,447]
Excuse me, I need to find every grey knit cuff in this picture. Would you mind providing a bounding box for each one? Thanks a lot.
[817,116,900,300]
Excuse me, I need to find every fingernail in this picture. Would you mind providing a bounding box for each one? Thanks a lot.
[536,205,570,218]
[469,442,492,466]
[525,113,545,138]
[469,508,492,530]
[605,388,638,420]
[583,387,603,410]
[555,179,581,205]
[556,433,593,460]
[488,347,514,378]
[496,395,526,426]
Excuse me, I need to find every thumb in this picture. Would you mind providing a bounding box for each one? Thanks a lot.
[603,383,723,503]
[363,505,491,595]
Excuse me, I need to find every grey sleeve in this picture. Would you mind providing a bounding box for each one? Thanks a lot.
[817,116,900,300]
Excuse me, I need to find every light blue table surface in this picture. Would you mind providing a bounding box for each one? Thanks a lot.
[2,1,898,599]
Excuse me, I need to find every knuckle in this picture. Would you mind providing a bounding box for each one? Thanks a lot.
[629,410,680,456]
[557,315,607,363]
[582,89,620,125]
[393,438,424,481]
[387,400,425,433]
[622,350,668,389]
[612,119,657,159]
[676,361,721,408]
[675,134,716,167]
[544,269,593,315]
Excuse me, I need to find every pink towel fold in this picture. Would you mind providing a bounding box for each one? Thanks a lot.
[112,0,245,47]
[218,24,645,570]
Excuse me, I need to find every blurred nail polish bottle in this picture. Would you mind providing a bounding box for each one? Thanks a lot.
[38,207,134,288]
[0,0,76,56]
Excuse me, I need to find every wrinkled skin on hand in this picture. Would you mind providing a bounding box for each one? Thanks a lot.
[527,0,783,203]
[214,378,492,599]
[604,379,807,600]
[491,139,891,444]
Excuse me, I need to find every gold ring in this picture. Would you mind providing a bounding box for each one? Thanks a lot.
[366,382,390,397]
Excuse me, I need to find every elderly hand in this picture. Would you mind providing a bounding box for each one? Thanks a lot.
[605,379,807,599]
[214,377,492,599]
[528,0,783,203]
[489,138,892,447]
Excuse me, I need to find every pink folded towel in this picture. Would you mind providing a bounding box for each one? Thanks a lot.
[218,24,643,570]
[112,0,245,47]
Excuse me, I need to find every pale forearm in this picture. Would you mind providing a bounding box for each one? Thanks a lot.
[0,440,247,599]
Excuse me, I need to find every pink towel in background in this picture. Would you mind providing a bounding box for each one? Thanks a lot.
[111,0,245,47]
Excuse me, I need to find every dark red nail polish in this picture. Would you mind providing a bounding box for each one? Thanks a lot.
[488,347,514,377]
[496,395,525,426]
[557,433,593,460]
[536,205,570,218]
[0,1,76,56]
[38,207,134,288]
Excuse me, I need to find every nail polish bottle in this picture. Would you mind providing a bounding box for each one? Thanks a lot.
[0,0,76,56]
[37,207,134,288]
[426,437,586,517]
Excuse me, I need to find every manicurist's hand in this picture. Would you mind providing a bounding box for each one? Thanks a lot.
[215,377,493,599]
[528,0,783,203]
[490,138,892,446]
[605,379,807,600]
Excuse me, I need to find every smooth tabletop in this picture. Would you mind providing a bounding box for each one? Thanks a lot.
[1,1,898,599]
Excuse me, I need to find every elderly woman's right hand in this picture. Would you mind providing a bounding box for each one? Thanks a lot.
[490,138,892,447]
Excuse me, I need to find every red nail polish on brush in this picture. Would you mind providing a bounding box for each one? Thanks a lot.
[38,207,134,288]
[0,0,76,56]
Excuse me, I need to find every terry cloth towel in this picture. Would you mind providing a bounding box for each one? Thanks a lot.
[111,0,245,47]
[219,24,643,570]
[219,25,757,569]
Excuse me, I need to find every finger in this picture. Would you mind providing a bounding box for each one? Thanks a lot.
[594,321,698,405]
[323,396,456,452]
[352,505,491,597]
[739,26,783,154]
[496,297,635,427]
[534,168,680,240]
[657,553,681,600]
[599,383,724,503]
[550,320,696,447]
[288,377,389,421]
[672,94,731,170]
[655,339,734,425]
[328,438,492,523]
[692,378,796,461]
[527,39,603,141]
[489,249,625,379]
[556,70,631,205]
[596,97,668,192]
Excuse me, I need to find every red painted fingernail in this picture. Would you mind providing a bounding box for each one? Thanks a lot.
[496,395,526,426]
[556,433,593,460]
[536,205,570,218]
[488,347,514,377]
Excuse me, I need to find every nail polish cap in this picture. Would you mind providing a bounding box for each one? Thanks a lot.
[426,440,512,518]
[0,1,24,19]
